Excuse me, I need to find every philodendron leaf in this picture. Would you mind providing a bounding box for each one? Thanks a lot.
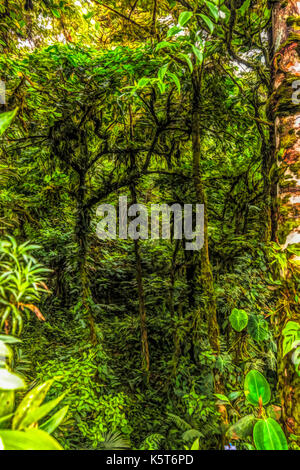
[0,108,18,136]
[0,369,26,391]
[253,418,288,450]
[229,308,248,332]
[226,414,256,440]
[244,370,271,406]
[248,315,269,342]
[0,428,63,450]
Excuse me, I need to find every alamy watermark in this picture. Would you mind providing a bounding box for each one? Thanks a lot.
[96,196,204,250]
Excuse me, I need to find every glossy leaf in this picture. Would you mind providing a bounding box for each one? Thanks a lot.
[12,379,54,430]
[253,418,288,450]
[244,370,271,406]
[40,405,69,434]
[0,428,63,450]
[17,391,67,430]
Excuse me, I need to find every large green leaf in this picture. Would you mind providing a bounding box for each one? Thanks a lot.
[244,370,271,406]
[0,108,18,136]
[248,315,269,342]
[253,418,288,450]
[12,379,54,430]
[17,392,67,430]
[0,428,63,450]
[229,308,248,332]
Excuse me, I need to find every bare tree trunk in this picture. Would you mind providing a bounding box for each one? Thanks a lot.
[271,0,300,436]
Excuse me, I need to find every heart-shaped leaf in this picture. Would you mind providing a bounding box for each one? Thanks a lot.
[229,308,248,332]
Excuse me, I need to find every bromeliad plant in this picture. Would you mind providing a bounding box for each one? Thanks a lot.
[225,370,288,450]
[0,237,50,335]
[0,335,68,450]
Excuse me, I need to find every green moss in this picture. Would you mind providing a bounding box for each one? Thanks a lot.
[286,16,300,27]
[281,132,297,149]
[270,74,300,117]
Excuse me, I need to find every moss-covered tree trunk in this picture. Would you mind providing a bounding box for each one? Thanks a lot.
[271,0,300,436]
[191,66,228,442]
[191,66,220,355]
[129,171,150,378]
[75,171,97,345]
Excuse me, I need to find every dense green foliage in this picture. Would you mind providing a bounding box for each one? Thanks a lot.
[0,0,299,451]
